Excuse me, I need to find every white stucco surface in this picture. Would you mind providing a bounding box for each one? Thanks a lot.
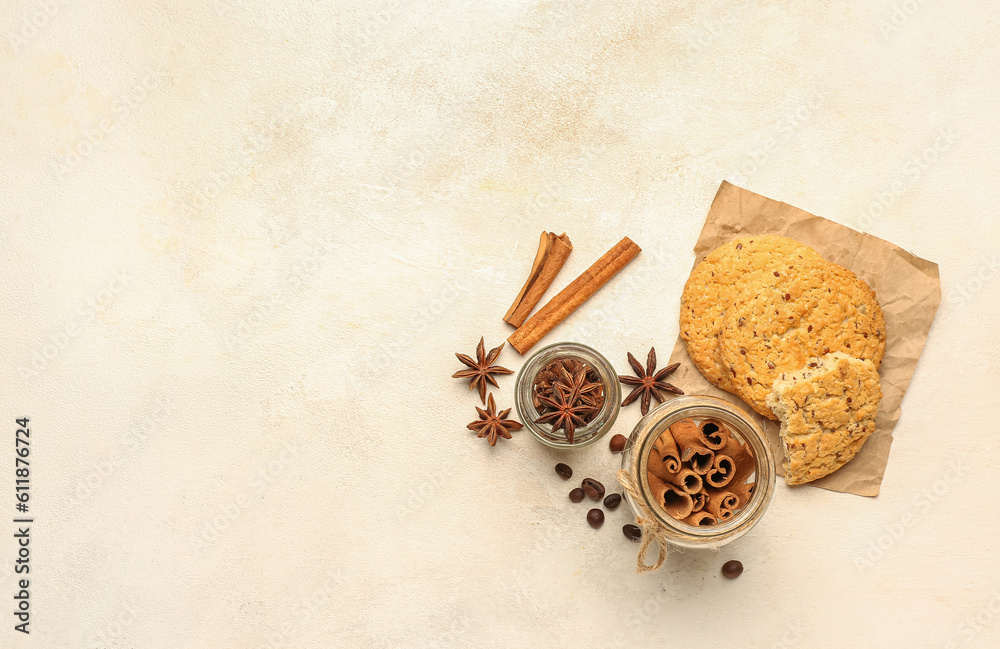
[2,1,999,647]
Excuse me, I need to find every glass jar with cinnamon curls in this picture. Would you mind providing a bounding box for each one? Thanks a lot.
[619,396,775,549]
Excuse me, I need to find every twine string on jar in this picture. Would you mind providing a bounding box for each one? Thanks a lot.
[617,468,670,574]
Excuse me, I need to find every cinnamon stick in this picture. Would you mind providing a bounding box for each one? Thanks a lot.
[730,481,755,507]
[697,418,730,451]
[669,419,715,475]
[691,489,708,513]
[653,429,681,474]
[508,237,641,354]
[647,472,694,519]
[661,467,703,495]
[646,430,681,480]
[705,488,739,520]
[646,449,672,483]
[682,511,716,526]
[705,454,735,488]
[721,435,756,486]
[504,231,573,327]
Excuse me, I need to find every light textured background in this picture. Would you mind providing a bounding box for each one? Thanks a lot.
[1,1,998,647]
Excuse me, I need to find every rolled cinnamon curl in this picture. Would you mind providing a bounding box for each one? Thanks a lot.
[647,472,694,519]
[697,418,731,451]
[720,435,756,485]
[682,511,716,526]
[503,231,573,328]
[730,481,755,507]
[705,488,739,520]
[705,454,735,488]
[647,431,682,480]
[670,418,714,475]
[654,430,682,473]
[690,489,708,513]
[662,467,703,495]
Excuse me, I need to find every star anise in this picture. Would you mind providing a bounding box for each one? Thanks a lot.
[578,385,605,409]
[579,374,605,410]
[532,359,602,408]
[453,337,513,404]
[534,373,600,444]
[561,366,603,403]
[619,347,683,415]
[467,393,522,446]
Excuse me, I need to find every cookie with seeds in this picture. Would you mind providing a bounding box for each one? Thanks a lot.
[766,352,881,485]
[720,260,885,419]
[680,236,823,392]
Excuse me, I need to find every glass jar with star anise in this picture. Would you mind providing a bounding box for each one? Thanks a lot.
[514,342,621,449]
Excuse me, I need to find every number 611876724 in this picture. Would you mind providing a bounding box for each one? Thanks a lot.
[15,418,29,512]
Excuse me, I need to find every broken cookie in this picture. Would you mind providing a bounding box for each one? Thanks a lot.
[766,352,882,485]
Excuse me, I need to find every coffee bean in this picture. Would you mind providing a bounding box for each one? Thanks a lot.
[587,508,605,529]
[622,524,641,541]
[555,463,573,480]
[603,493,622,510]
[721,560,743,579]
[569,488,585,503]
[609,434,627,453]
[581,478,605,500]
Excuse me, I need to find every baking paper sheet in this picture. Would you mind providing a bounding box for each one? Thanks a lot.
[668,181,942,496]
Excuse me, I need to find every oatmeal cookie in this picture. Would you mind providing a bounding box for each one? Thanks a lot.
[680,236,823,392]
[721,260,885,418]
[766,352,881,485]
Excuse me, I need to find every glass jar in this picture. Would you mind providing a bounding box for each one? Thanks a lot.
[619,395,775,549]
[514,342,621,449]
